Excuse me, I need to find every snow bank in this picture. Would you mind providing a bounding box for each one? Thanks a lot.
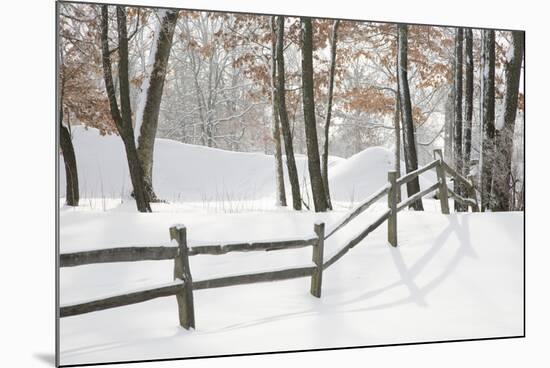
[61,126,278,201]
[60,126,435,205]
[329,146,437,202]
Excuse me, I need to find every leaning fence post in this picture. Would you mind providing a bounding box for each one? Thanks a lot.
[433,149,450,215]
[310,222,325,298]
[169,225,195,330]
[387,171,398,247]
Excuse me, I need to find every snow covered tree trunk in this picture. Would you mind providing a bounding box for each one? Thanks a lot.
[276,16,302,210]
[394,47,402,202]
[59,114,79,207]
[321,20,339,211]
[270,16,287,207]
[453,28,465,212]
[443,87,454,164]
[101,5,151,213]
[463,29,474,177]
[136,10,178,202]
[301,18,328,213]
[480,29,496,212]
[394,86,402,203]
[492,31,524,211]
[397,24,423,211]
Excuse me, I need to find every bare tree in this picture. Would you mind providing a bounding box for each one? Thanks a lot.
[493,31,524,211]
[100,5,151,212]
[394,37,402,202]
[58,44,79,207]
[135,9,179,202]
[270,16,287,207]
[397,24,423,210]
[301,17,328,212]
[321,19,340,211]
[443,87,454,164]
[453,28,465,211]
[480,29,495,211]
[59,96,79,206]
[463,28,474,176]
[276,16,302,210]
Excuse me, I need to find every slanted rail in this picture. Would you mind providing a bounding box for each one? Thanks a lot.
[59,149,478,329]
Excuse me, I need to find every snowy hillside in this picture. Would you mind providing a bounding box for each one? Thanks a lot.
[60,126,435,206]
[329,146,436,201]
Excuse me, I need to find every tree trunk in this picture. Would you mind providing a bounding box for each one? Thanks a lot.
[397,24,423,211]
[321,20,339,211]
[301,17,328,212]
[394,46,402,202]
[136,10,179,202]
[480,29,496,212]
[276,16,302,210]
[492,31,524,211]
[463,29,474,177]
[443,87,454,164]
[270,17,287,207]
[100,5,151,213]
[453,28,465,212]
[59,59,79,207]
[59,115,79,206]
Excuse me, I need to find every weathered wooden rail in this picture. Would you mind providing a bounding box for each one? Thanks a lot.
[59,149,478,329]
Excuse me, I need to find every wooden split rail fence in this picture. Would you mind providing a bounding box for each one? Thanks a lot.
[59,149,479,329]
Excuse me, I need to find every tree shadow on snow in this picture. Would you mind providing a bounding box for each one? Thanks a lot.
[343,214,477,313]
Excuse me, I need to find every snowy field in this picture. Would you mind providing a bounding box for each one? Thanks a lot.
[59,127,523,366]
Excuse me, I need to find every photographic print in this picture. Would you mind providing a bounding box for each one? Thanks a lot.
[56,1,525,366]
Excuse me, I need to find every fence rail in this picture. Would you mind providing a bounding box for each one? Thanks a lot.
[324,184,390,239]
[188,237,317,255]
[59,149,479,329]
[193,265,316,291]
[60,280,184,317]
[60,246,178,267]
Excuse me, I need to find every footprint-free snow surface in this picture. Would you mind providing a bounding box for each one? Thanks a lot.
[58,127,523,366]
[59,126,436,204]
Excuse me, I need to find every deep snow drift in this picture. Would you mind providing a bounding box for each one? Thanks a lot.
[59,126,436,206]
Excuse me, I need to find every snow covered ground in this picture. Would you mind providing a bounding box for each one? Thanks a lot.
[59,126,436,206]
[58,127,524,366]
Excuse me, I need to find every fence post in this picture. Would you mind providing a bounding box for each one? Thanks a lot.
[169,225,196,330]
[387,171,398,247]
[467,175,480,212]
[433,149,450,215]
[310,222,325,298]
